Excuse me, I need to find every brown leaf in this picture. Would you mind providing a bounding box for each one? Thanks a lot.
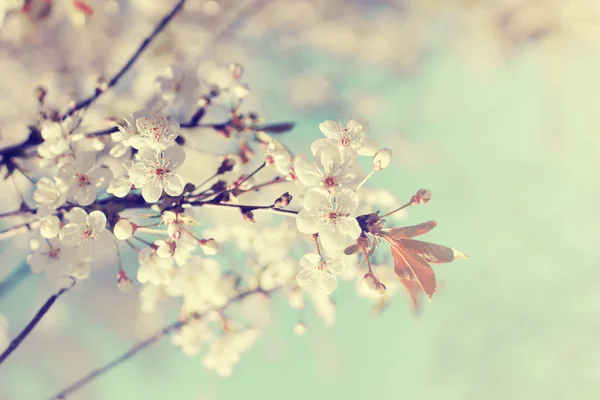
[383,234,437,300]
[399,278,424,313]
[386,221,437,239]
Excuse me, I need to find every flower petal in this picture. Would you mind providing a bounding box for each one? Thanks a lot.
[163,174,184,196]
[296,269,317,289]
[142,180,163,203]
[59,223,84,246]
[67,207,87,224]
[318,272,338,294]
[335,216,361,240]
[89,168,113,189]
[164,145,186,169]
[87,210,107,232]
[75,151,96,173]
[299,253,321,271]
[73,185,96,206]
[296,210,319,235]
[293,157,322,187]
[129,163,151,186]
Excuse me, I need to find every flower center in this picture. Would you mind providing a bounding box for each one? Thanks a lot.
[317,261,326,271]
[76,174,90,187]
[47,248,60,260]
[327,211,338,221]
[155,168,168,179]
[82,228,94,239]
[340,137,350,147]
[324,177,336,188]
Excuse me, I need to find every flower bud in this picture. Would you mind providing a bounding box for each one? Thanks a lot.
[288,290,305,310]
[242,210,255,223]
[273,192,292,208]
[361,272,378,291]
[411,188,432,205]
[114,219,134,240]
[293,321,307,335]
[230,63,244,81]
[117,270,132,292]
[374,282,387,298]
[200,238,220,255]
[373,148,392,171]
[40,215,60,239]
[217,157,237,175]
[96,77,108,92]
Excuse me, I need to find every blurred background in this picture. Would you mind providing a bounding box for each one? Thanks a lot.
[1,0,600,399]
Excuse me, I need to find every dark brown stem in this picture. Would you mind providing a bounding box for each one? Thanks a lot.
[0,278,76,366]
[49,287,274,400]
[62,0,188,119]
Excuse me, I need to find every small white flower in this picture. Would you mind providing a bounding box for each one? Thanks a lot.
[139,283,168,314]
[33,177,68,218]
[200,238,219,255]
[106,163,133,198]
[264,140,293,176]
[58,151,113,206]
[130,114,179,151]
[38,118,75,159]
[156,64,200,106]
[137,247,175,286]
[294,146,357,190]
[26,237,83,284]
[296,253,344,294]
[203,329,260,377]
[311,119,377,160]
[111,112,143,157]
[59,208,113,254]
[129,146,186,203]
[171,319,214,356]
[296,188,362,251]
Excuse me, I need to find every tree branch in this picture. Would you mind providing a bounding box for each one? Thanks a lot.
[62,0,188,119]
[49,287,273,400]
[0,277,76,366]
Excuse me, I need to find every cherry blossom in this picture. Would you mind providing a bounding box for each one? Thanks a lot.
[202,329,260,377]
[27,236,87,284]
[58,151,113,206]
[38,118,75,160]
[129,146,186,203]
[294,146,357,190]
[171,318,214,356]
[33,177,68,217]
[296,188,362,251]
[264,140,293,176]
[59,208,113,255]
[136,247,175,286]
[311,119,377,161]
[296,253,345,294]
[130,114,180,151]
[111,112,142,157]
[106,162,133,198]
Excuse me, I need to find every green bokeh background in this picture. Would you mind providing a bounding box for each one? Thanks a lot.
[2,7,600,400]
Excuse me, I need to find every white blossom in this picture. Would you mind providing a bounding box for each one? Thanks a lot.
[33,177,67,218]
[202,329,260,377]
[27,236,88,284]
[296,253,344,295]
[111,112,142,157]
[59,208,113,255]
[38,118,74,159]
[106,163,133,198]
[296,188,362,251]
[137,247,175,286]
[373,148,392,170]
[129,146,186,203]
[264,140,293,176]
[114,219,134,240]
[58,151,113,206]
[171,318,214,356]
[130,114,179,151]
[311,119,377,161]
[294,146,357,190]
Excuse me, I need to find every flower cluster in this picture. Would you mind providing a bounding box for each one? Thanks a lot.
[0,36,466,384]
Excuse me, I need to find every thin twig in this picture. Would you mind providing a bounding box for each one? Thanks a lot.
[49,288,274,399]
[0,277,76,366]
[62,0,188,119]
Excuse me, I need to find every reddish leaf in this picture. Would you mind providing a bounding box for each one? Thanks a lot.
[382,234,437,300]
[401,239,465,264]
[386,220,437,238]
[399,278,423,313]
